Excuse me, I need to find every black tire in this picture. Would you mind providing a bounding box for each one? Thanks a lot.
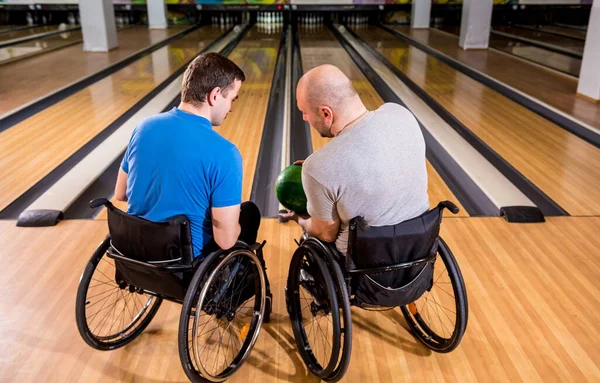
[311,241,352,383]
[179,248,267,383]
[75,236,162,351]
[287,243,341,379]
[401,236,468,353]
[264,292,273,324]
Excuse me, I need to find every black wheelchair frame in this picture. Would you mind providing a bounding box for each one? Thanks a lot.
[285,201,469,382]
[75,198,272,383]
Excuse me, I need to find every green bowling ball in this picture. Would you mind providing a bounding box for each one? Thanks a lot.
[275,164,308,215]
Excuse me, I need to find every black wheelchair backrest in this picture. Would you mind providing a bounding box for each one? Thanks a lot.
[345,201,457,307]
[347,201,457,271]
[94,199,194,266]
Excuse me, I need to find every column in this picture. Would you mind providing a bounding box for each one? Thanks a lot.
[79,0,118,52]
[459,0,494,50]
[147,0,168,29]
[411,0,432,29]
[577,0,600,101]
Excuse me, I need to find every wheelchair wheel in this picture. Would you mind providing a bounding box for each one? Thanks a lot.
[179,248,267,382]
[401,236,468,353]
[286,243,342,379]
[303,239,353,383]
[75,236,163,351]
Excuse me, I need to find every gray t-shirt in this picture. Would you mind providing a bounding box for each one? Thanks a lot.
[303,103,429,253]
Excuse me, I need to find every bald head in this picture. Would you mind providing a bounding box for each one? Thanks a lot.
[296,64,367,138]
[297,64,358,111]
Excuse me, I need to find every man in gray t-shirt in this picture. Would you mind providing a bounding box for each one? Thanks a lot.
[280,64,429,254]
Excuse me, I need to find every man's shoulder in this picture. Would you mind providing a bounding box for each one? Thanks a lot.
[303,148,339,184]
[377,102,411,116]
[133,111,178,136]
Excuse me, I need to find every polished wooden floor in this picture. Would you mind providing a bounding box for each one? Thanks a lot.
[535,25,587,40]
[398,27,599,129]
[435,25,581,77]
[0,26,224,214]
[0,28,82,65]
[299,26,467,217]
[493,25,585,54]
[0,26,184,115]
[1,216,599,381]
[3,22,600,383]
[357,25,600,216]
[0,25,62,42]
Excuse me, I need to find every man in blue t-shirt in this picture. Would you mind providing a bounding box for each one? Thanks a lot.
[113,52,260,258]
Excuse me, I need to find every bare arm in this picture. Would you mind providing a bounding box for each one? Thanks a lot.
[298,215,340,243]
[211,205,242,250]
[280,211,340,243]
[114,168,128,202]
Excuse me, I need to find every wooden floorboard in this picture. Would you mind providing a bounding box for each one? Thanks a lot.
[298,26,467,216]
[0,29,82,65]
[0,26,184,115]
[493,25,585,54]
[0,25,60,42]
[1,216,599,381]
[436,25,580,79]
[0,26,224,213]
[396,27,598,129]
[357,26,600,216]
[536,25,587,40]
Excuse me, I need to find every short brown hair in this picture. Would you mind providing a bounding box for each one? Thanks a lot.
[181,52,245,105]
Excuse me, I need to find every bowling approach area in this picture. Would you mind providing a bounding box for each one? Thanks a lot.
[1,1,600,382]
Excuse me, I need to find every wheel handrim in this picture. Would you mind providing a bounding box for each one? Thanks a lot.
[190,250,265,381]
[84,254,158,341]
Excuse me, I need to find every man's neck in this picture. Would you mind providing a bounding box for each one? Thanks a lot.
[331,104,369,137]
[178,102,212,124]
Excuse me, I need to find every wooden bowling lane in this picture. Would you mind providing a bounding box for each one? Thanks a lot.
[435,25,581,77]
[399,27,598,129]
[0,25,64,42]
[0,26,185,116]
[214,26,282,202]
[357,25,600,216]
[2,216,600,381]
[0,28,83,65]
[518,25,587,40]
[95,25,282,220]
[0,26,225,214]
[0,25,21,33]
[493,25,585,55]
[488,32,581,77]
[298,26,467,216]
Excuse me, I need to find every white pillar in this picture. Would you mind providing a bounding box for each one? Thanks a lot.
[577,0,600,101]
[79,0,118,52]
[411,0,432,29]
[147,0,168,29]
[459,0,493,50]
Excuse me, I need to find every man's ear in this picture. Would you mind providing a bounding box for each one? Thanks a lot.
[321,106,333,120]
[207,87,221,106]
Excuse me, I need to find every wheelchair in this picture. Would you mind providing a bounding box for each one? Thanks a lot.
[285,201,468,382]
[75,198,273,383]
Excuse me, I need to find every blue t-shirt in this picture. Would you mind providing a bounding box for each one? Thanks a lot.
[121,107,242,258]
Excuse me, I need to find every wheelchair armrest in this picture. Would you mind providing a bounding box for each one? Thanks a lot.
[89,198,111,209]
[168,215,188,226]
[438,201,459,215]
[250,240,266,253]
[350,216,370,232]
